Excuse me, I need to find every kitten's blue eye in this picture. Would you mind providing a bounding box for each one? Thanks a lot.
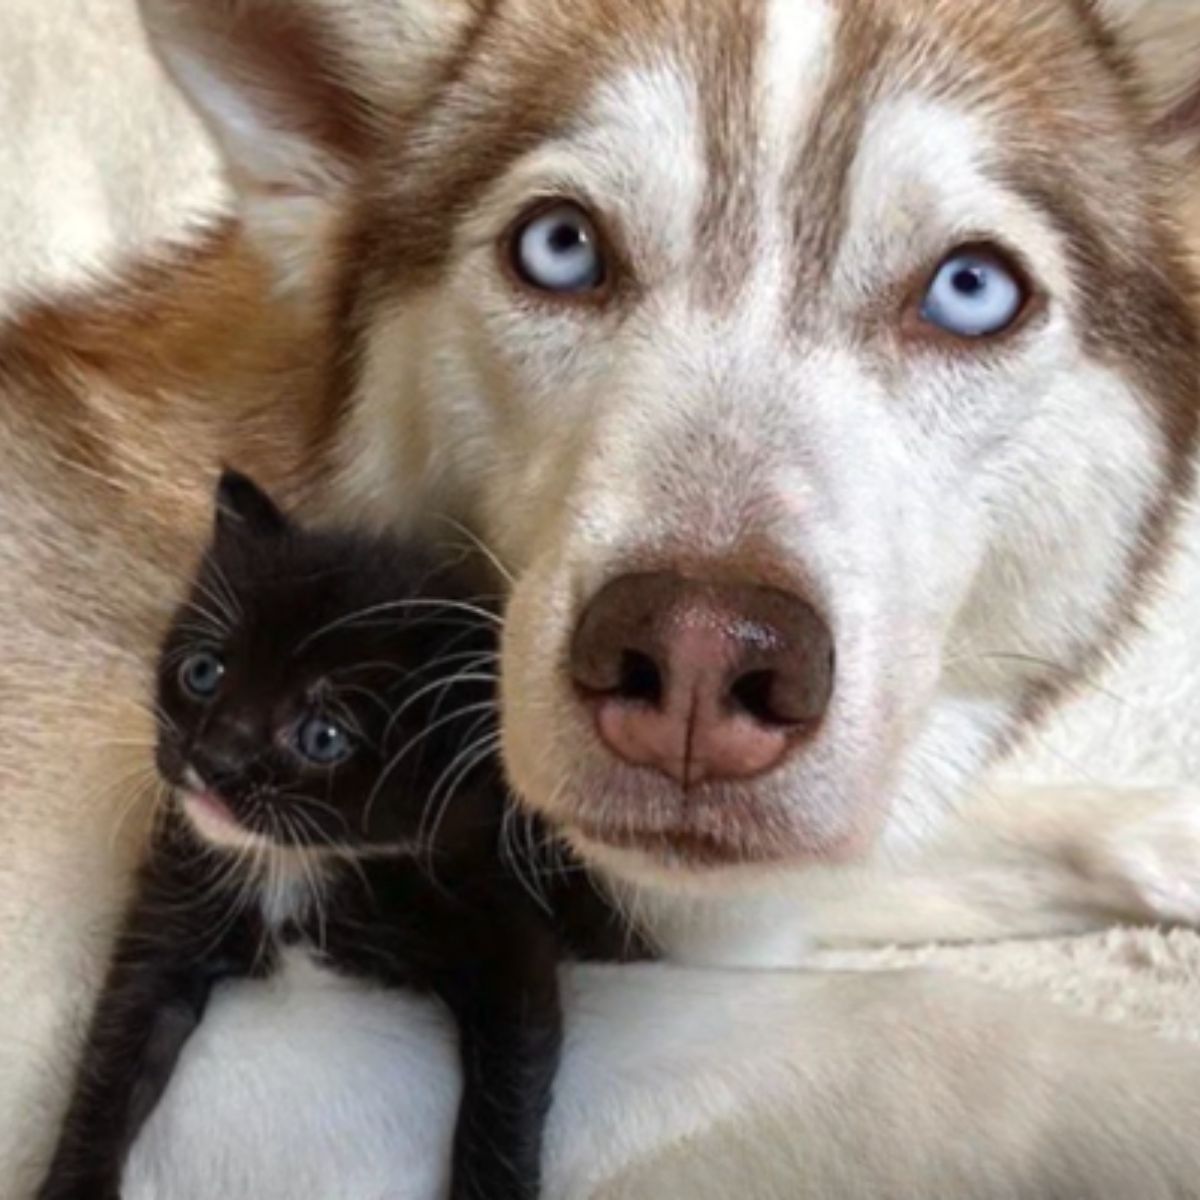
[179,652,225,700]
[511,203,606,295]
[296,717,353,767]
[921,250,1027,338]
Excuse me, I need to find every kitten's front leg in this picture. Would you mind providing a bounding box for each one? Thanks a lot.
[439,917,563,1200]
[39,962,200,1198]
[39,892,259,1200]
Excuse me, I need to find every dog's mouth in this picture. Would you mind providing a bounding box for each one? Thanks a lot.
[567,814,795,872]
[535,748,859,874]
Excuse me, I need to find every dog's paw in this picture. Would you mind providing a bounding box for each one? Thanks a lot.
[1083,797,1200,926]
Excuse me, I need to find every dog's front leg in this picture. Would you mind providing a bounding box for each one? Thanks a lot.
[791,783,1200,950]
[629,785,1200,967]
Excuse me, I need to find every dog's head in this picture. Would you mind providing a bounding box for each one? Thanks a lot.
[143,0,1200,887]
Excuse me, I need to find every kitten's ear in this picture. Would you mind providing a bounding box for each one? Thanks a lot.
[137,0,479,292]
[215,470,291,542]
[1093,1,1200,158]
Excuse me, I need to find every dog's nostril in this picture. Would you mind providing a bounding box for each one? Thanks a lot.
[618,649,663,706]
[729,669,785,726]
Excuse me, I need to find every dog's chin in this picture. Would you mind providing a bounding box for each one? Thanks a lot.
[569,813,796,870]
[561,829,803,896]
[562,814,873,889]
[509,741,885,890]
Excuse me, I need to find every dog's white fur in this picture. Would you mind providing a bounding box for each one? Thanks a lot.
[121,946,1200,1200]
[7,0,1200,1196]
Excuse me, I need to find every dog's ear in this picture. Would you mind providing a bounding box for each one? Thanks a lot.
[215,469,291,543]
[1092,1,1200,157]
[138,0,477,290]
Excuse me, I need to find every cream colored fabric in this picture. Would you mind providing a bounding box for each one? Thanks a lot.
[2,0,1199,1192]
[816,928,1200,1044]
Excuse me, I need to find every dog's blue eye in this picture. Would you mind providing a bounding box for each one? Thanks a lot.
[296,717,353,767]
[512,203,606,295]
[179,652,225,700]
[921,250,1026,338]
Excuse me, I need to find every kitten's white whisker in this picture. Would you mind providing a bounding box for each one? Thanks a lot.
[276,792,340,823]
[207,559,245,622]
[364,700,498,834]
[282,808,332,952]
[418,731,504,888]
[498,801,554,916]
[432,515,516,587]
[177,598,231,638]
[106,772,162,852]
[397,651,499,693]
[328,684,392,727]
[293,598,501,656]
[190,574,239,630]
[383,673,497,742]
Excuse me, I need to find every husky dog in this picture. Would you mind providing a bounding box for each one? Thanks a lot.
[3,1,1200,1196]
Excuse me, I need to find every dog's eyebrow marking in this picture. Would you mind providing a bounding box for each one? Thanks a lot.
[691,0,766,308]
[786,2,889,315]
[1156,77,1200,145]
[998,158,1200,461]
[690,0,839,312]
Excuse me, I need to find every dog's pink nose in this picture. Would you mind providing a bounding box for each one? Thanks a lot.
[571,573,834,788]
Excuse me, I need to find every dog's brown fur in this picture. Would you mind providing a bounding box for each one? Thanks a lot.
[0,222,332,1182]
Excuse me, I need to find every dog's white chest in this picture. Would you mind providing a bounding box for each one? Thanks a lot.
[123,951,460,1200]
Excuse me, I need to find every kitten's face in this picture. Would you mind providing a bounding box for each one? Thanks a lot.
[155,474,500,859]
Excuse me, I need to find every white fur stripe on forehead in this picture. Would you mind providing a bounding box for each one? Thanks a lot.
[759,0,838,165]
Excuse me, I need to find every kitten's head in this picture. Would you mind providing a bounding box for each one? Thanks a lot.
[155,471,501,859]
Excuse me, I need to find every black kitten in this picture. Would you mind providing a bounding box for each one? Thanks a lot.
[39,471,639,1200]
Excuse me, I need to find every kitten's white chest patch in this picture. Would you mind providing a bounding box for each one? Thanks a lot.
[258,867,312,930]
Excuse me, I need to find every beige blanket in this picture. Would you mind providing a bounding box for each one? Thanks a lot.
[3,0,1198,1150]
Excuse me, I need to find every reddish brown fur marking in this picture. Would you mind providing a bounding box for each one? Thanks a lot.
[0,224,334,538]
[690,0,766,308]
[787,2,889,308]
[1159,80,1200,147]
[1002,159,1199,739]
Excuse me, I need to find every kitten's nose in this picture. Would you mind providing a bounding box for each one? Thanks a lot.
[191,716,263,788]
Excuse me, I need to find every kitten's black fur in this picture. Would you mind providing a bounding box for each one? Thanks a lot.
[39,472,641,1200]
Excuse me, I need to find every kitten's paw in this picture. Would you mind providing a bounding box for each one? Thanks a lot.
[1084,796,1200,926]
